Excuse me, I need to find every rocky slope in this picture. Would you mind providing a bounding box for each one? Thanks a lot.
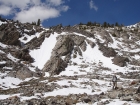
[0,17,140,105]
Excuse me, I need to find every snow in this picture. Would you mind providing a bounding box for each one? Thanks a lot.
[0,61,6,64]
[2,67,12,70]
[60,65,85,76]
[0,94,20,100]
[0,95,11,100]
[19,32,41,44]
[0,42,8,48]
[44,88,98,97]
[81,41,125,72]
[30,32,59,69]
[20,96,37,101]
[0,50,5,53]
[0,21,6,25]
[0,77,22,89]
[7,53,19,62]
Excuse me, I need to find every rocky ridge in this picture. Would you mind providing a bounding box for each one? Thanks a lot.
[0,17,140,105]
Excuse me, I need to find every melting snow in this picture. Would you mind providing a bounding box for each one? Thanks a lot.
[0,77,22,89]
[30,32,59,69]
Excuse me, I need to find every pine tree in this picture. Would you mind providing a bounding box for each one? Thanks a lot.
[79,22,83,25]
[107,23,110,27]
[115,22,119,27]
[103,22,107,27]
[111,24,114,28]
[87,21,92,26]
[93,22,96,26]
[37,19,41,26]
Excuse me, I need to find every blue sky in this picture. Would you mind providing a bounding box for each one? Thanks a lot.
[0,0,140,27]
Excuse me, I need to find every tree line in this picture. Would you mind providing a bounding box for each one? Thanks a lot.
[79,21,124,28]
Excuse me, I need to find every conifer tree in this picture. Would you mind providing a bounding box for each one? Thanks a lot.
[93,22,96,26]
[37,19,41,26]
[87,21,92,26]
[103,22,107,27]
[115,22,119,27]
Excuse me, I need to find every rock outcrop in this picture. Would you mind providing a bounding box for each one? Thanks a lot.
[112,55,129,67]
[99,43,117,57]
[43,35,74,75]
[43,56,67,75]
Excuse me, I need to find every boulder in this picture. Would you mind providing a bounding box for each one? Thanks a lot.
[16,67,33,80]
[26,34,45,49]
[107,91,118,99]
[133,94,140,102]
[120,96,132,101]
[1,31,20,45]
[99,44,117,57]
[42,56,67,76]
[120,32,130,40]
[0,23,21,46]
[11,48,34,63]
[52,35,74,57]
[112,56,129,67]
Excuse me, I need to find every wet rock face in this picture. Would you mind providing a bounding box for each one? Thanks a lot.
[112,55,129,67]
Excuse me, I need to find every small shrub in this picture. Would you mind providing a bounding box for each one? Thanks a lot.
[73,54,77,58]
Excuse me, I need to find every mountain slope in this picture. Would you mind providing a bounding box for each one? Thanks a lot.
[0,18,140,105]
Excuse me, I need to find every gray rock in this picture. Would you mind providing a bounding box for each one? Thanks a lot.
[52,35,74,57]
[80,41,87,51]
[120,96,132,101]
[42,56,67,76]
[86,39,96,48]
[74,46,82,56]
[99,43,117,57]
[107,91,118,99]
[112,55,129,67]
[16,67,33,80]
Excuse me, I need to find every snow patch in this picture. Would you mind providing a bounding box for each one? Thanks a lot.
[30,33,59,69]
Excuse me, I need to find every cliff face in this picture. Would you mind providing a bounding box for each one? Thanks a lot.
[0,18,140,104]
